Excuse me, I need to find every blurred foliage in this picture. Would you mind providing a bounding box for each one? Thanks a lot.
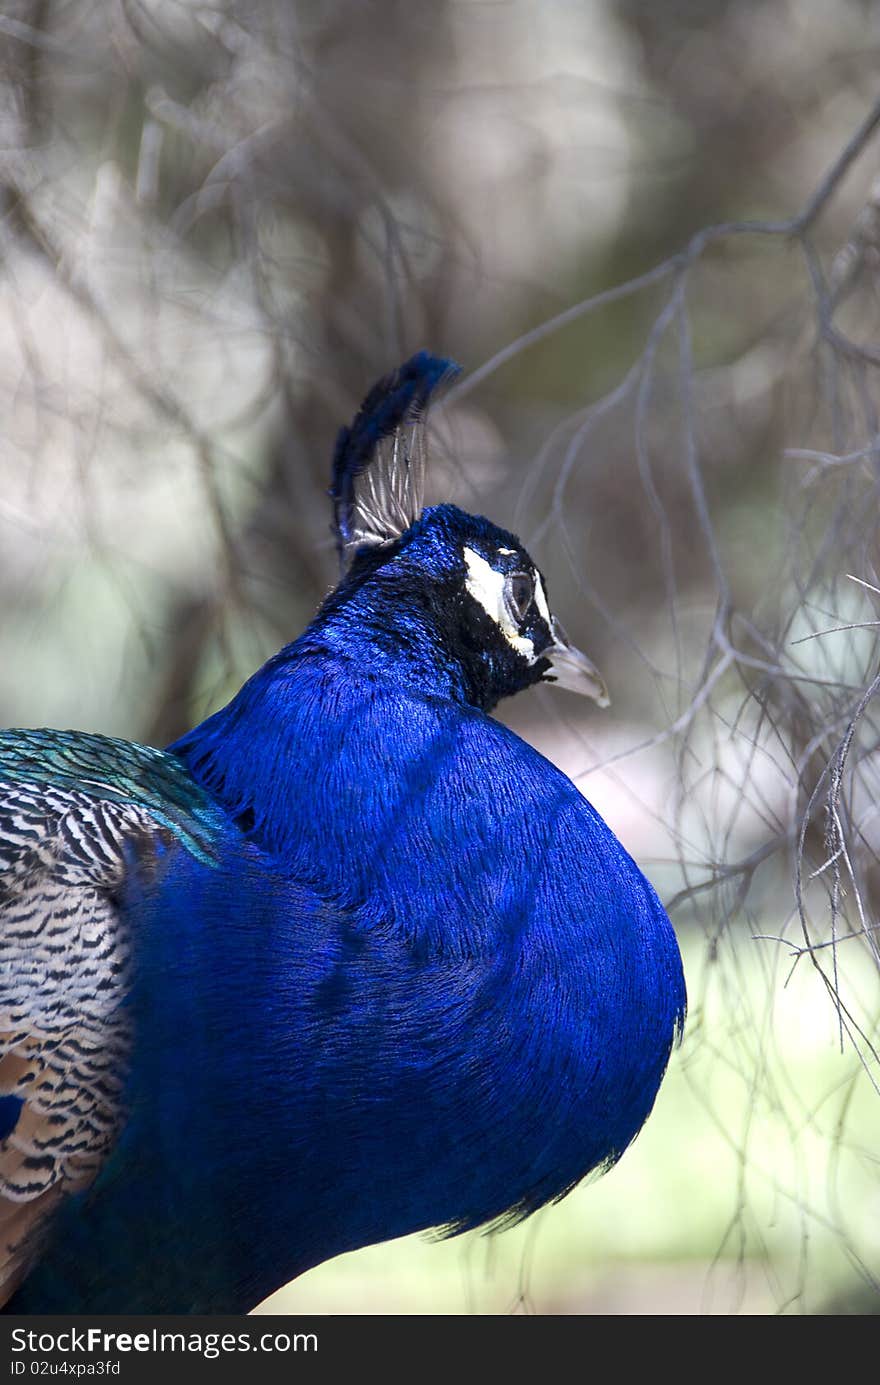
[1,0,880,1313]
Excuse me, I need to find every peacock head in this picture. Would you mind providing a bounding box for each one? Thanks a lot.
[324,351,609,714]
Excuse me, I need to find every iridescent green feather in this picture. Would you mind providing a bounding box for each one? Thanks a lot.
[0,729,222,866]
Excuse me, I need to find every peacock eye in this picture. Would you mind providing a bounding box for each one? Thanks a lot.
[505,572,534,624]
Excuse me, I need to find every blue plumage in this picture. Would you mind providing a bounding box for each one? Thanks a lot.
[0,353,685,1313]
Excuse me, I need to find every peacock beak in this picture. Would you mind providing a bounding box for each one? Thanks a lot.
[541,621,610,706]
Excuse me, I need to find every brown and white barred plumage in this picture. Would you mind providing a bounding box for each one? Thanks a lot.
[0,732,218,1302]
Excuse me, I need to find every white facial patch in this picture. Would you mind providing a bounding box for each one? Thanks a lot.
[463,546,538,662]
[533,571,552,627]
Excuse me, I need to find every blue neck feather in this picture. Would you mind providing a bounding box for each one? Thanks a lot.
[10,505,685,1314]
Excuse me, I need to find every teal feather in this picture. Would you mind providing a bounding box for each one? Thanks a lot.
[0,730,222,866]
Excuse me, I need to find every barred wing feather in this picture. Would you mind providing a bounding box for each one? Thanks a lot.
[0,730,220,1302]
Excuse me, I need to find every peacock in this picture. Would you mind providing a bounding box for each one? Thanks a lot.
[0,352,686,1313]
